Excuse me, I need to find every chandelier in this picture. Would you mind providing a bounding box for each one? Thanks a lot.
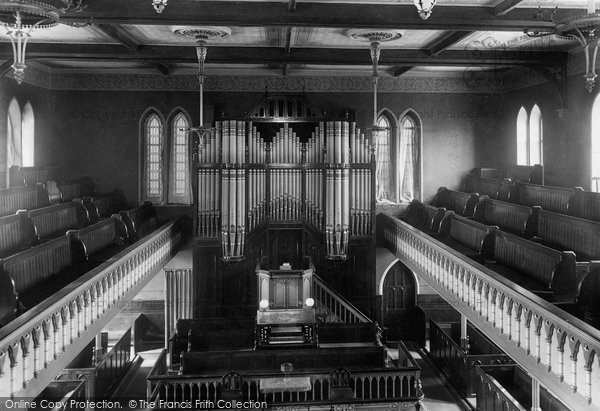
[0,0,85,84]
[525,0,600,92]
[414,0,436,20]
[152,0,167,14]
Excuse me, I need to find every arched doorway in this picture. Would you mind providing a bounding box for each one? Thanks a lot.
[380,260,422,342]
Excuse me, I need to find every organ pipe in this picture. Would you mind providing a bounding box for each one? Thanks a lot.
[194,119,373,262]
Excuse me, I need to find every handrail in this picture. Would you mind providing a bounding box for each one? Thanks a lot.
[312,273,372,323]
[379,213,600,410]
[0,218,182,399]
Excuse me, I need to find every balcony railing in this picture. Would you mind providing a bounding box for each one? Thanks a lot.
[378,213,600,411]
[0,218,183,400]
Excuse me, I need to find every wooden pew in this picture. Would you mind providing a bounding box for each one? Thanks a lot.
[180,346,386,374]
[511,182,574,214]
[0,184,50,217]
[505,164,544,185]
[0,213,36,258]
[470,167,503,180]
[82,190,126,223]
[9,165,58,188]
[120,202,157,241]
[58,177,95,202]
[484,230,577,302]
[429,319,514,397]
[433,187,479,217]
[474,196,538,238]
[21,201,90,241]
[437,211,496,262]
[463,176,513,202]
[535,210,600,261]
[0,235,80,325]
[402,200,445,234]
[568,187,600,222]
[68,216,128,262]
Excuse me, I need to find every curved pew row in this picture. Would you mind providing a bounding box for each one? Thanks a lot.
[0,184,50,218]
[0,208,159,327]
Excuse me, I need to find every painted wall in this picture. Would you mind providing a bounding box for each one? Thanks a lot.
[493,74,593,189]
[42,88,489,205]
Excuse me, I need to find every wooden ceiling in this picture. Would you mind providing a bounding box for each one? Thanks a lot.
[0,0,586,77]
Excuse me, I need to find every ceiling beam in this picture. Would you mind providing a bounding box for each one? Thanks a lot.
[494,0,525,16]
[95,23,141,53]
[62,2,580,32]
[424,31,473,56]
[13,44,566,67]
[392,66,414,77]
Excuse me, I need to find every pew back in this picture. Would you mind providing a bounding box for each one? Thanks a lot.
[24,202,89,240]
[0,214,35,257]
[537,210,600,261]
[403,200,445,233]
[506,164,543,185]
[58,178,95,202]
[0,234,72,296]
[512,183,573,214]
[474,197,538,238]
[568,187,600,222]
[120,202,157,240]
[440,213,495,254]
[9,165,58,188]
[0,184,50,217]
[68,217,127,258]
[434,187,478,217]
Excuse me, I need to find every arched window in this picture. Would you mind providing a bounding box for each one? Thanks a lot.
[7,98,22,174]
[168,111,191,204]
[529,104,543,165]
[516,106,528,166]
[375,113,395,203]
[142,111,164,203]
[592,95,600,191]
[22,102,34,167]
[399,111,421,202]
[516,105,543,166]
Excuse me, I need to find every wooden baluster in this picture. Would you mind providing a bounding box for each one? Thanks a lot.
[556,328,567,381]
[20,334,31,388]
[544,320,554,371]
[31,326,41,377]
[569,336,580,392]
[8,342,20,395]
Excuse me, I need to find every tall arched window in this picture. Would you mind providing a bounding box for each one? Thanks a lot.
[22,102,34,167]
[516,105,543,166]
[7,98,22,180]
[516,106,528,166]
[399,111,421,202]
[375,113,396,203]
[168,111,191,204]
[142,111,164,203]
[529,104,543,165]
[592,95,600,191]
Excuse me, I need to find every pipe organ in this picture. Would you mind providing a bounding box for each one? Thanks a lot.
[195,120,374,260]
[193,95,376,316]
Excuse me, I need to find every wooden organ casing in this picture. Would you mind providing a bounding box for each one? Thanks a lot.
[193,95,376,317]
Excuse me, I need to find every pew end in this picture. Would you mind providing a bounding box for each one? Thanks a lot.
[0,270,17,326]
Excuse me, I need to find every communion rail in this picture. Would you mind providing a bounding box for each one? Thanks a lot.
[147,342,422,408]
[0,218,183,400]
[378,213,600,410]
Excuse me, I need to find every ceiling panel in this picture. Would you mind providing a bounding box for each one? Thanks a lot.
[449,30,573,50]
[0,25,117,44]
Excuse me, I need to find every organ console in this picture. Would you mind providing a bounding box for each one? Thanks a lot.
[192,94,376,317]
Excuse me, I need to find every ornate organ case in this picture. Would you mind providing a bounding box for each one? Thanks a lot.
[193,94,376,317]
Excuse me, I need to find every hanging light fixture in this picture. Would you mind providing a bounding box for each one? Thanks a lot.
[525,0,600,92]
[414,0,436,20]
[152,0,167,14]
[0,0,85,84]
[174,27,231,148]
[348,30,402,146]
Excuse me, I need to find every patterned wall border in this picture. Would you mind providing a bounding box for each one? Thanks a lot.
[18,62,564,94]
